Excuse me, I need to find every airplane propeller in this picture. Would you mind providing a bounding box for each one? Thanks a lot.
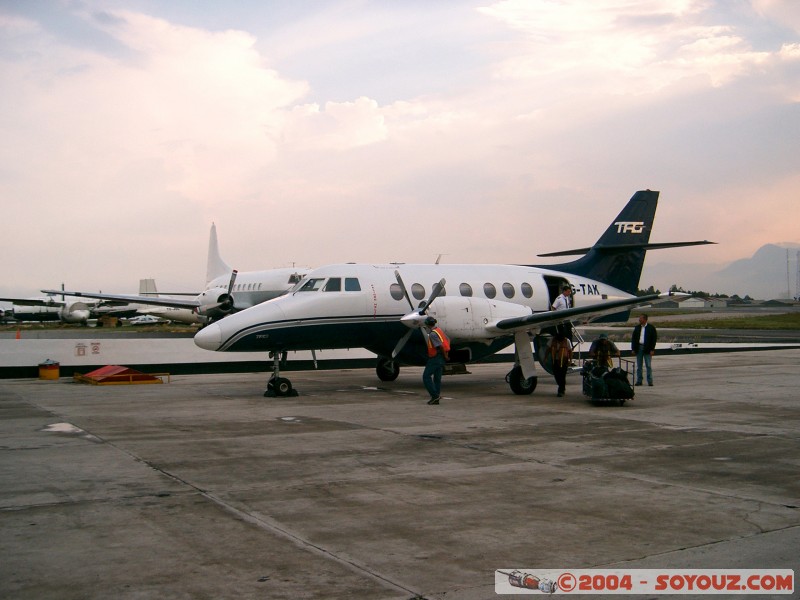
[199,269,239,316]
[217,269,239,312]
[391,271,446,358]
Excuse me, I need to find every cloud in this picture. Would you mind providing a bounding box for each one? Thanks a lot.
[477,0,785,92]
[284,96,387,151]
[0,1,797,299]
[753,0,800,33]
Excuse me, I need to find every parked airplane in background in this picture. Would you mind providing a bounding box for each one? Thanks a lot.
[194,190,713,396]
[114,279,205,325]
[0,285,94,325]
[47,223,312,324]
[2,280,164,325]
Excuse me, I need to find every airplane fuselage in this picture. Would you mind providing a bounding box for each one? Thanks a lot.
[191,190,714,396]
[5,297,92,324]
[195,263,630,365]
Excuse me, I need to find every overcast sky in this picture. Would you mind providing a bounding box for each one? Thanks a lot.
[1,0,798,300]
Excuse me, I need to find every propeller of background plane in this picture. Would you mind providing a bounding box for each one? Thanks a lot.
[199,269,238,316]
[391,270,446,358]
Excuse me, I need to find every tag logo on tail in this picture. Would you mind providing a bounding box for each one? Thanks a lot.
[614,221,645,234]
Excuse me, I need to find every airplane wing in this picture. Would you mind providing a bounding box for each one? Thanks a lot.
[0,296,67,307]
[493,292,679,332]
[40,289,201,310]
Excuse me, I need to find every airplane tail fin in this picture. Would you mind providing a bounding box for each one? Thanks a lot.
[206,222,233,285]
[139,278,158,296]
[534,190,714,295]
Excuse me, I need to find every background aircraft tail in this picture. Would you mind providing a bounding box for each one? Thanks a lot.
[206,223,233,285]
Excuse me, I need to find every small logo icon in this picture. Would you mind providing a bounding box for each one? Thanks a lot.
[501,570,558,594]
[614,221,645,234]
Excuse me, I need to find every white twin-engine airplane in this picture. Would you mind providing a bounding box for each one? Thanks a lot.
[47,223,312,324]
[0,285,93,325]
[194,190,713,396]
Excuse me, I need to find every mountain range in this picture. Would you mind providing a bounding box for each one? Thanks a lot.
[642,243,800,300]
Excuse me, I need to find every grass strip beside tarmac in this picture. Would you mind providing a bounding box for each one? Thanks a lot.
[625,312,800,330]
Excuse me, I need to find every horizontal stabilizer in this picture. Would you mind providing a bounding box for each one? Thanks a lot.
[537,240,716,258]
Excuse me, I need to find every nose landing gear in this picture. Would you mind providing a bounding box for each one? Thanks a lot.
[264,351,298,397]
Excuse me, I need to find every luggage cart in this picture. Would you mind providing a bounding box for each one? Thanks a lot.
[581,356,635,406]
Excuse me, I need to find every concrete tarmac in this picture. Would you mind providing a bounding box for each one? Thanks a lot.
[1,351,798,599]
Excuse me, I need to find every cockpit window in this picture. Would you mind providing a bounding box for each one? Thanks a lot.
[324,278,341,292]
[298,278,326,292]
[345,278,361,291]
[288,273,303,284]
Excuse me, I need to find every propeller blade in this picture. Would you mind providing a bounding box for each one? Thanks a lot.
[391,329,414,358]
[419,278,446,315]
[394,270,415,311]
[227,269,239,294]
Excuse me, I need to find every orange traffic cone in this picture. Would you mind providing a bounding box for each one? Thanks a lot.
[15,329,21,340]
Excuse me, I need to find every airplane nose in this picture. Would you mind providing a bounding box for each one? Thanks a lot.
[194,323,222,351]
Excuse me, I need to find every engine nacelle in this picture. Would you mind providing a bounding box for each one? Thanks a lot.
[196,286,235,317]
[61,301,91,325]
[426,297,532,341]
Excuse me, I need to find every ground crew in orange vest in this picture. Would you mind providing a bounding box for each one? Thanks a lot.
[422,316,450,405]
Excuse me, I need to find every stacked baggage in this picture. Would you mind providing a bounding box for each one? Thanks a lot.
[581,359,635,406]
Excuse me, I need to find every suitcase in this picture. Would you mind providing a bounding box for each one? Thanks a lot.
[582,361,634,405]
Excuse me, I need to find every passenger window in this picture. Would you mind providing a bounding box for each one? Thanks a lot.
[484,283,496,299]
[502,283,515,298]
[298,278,325,292]
[345,278,361,291]
[521,282,533,298]
[390,283,404,301]
[411,283,426,300]
[324,278,342,292]
[459,283,473,297]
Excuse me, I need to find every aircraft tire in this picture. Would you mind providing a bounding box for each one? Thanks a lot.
[507,366,537,395]
[376,357,400,382]
[267,377,292,397]
[273,377,293,396]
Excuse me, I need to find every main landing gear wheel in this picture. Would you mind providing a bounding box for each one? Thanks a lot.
[376,357,400,382]
[506,365,537,395]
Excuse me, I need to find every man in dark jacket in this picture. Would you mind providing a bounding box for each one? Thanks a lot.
[631,314,657,386]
